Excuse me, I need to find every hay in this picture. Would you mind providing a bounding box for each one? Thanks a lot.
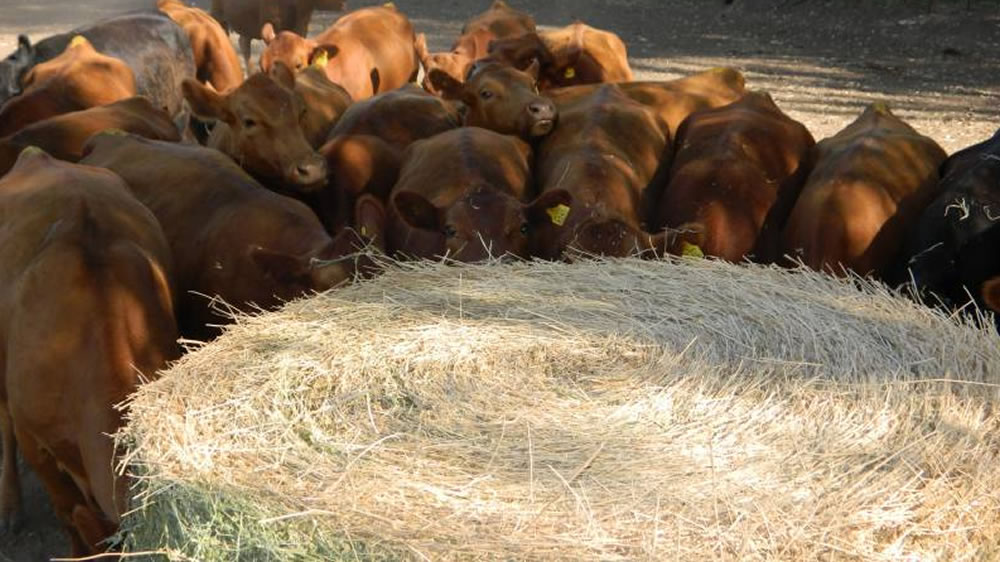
[119,258,1000,561]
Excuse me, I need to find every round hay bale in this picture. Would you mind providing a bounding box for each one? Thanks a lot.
[120,258,1000,561]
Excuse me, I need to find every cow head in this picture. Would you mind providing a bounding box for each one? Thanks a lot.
[415,33,472,97]
[0,35,35,104]
[250,195,386,294]
[392,187,569,262]
[428,60,556,139]
[260,25,334,73]
[182,62,327,192]
[486,33,554,74]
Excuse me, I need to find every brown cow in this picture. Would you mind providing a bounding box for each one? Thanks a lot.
[0,148,178,555]
[81,132,384,340]
[531,84,670,260]
[388,127,565,261]
[158,0,243,93]
[184,62,327,192]
[782,103,947,278]
[429,60,557,139]
[414,0,535,95]
[282,63,352,148]
[984,277,1000,313]
[211,0,346,72]
[0,37,136,137]
[654,92,816,262]
[487,21,632,90]
[547,67,747,139]
[317,84,461,230]
[3,96,181,165]
[260,5,418,101]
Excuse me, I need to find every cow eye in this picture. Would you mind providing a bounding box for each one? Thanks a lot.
[479,89,494,100]
[243,118,257,129]
[444,225,458,238]
[520,222,530,235]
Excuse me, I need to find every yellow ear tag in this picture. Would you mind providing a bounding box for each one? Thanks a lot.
[564,67,576,79]
[546,204,570,226]
[70,35,88,48]
[681,241,704,259]
[312,50,329,68]
[360,225,369,237]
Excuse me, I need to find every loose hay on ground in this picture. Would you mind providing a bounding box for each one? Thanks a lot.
[119,258,1000,561]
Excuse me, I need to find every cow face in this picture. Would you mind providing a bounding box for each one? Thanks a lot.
[182,62,327,192]
[415,33,471,97]
[429,61,556,139]
[392,187,569,262]
[250,195,386,297]
[0,36,35,104]
[260,26,319,73]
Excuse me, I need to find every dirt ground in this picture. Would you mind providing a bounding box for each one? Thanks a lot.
[1,0,998,559]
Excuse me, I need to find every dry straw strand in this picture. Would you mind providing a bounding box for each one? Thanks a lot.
[119,258,1000,561]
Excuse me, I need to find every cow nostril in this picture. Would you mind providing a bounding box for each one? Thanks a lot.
[529,103,554,118]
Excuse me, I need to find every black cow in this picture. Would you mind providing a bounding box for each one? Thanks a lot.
[893,129,1000,321]
[0,11,196,118]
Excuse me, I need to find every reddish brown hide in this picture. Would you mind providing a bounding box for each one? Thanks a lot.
[184,62,327,193]
[984,277,1000,312]
[159,0,243,93]
[210,0,344,72]
[0,37,136,136]
[388,126,560,262]
[3,96,181,165]
[415,0,535,95]
[781,103,947,278]
[655,91,816,262]
[532,84,669,260]
[317,84,461,230]
[429,60,556,140]
[284,64,352,148]
[80,132,385,341]
[260,5,418,101]
[548,67,747,140]
[487,21,632,90]
[0,149,178,557]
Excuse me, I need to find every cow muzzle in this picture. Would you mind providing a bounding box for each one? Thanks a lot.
[288,154,328,192]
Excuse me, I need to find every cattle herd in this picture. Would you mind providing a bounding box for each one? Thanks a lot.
[0,0,997,556]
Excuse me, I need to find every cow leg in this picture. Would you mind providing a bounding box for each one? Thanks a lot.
[240,35,253,75]
[15,431,98,555]
[0,408,21,534]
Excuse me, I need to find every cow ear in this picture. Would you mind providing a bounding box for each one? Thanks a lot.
[270,60,296,89]
[250,246,310,285]
[983,277,1000,312]
[355,194,386,248]
[525,58,541,82]
[182,78,232,122]
[414,33,430,66]
[16,35,32,61]
[393,191,441,231]
[261,22,276,44]
[310,44,339,67]
[526,189,573,226]
[666,222,707,258]
[428,68,468,103]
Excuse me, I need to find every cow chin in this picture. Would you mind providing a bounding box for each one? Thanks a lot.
[529,118,555,138]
